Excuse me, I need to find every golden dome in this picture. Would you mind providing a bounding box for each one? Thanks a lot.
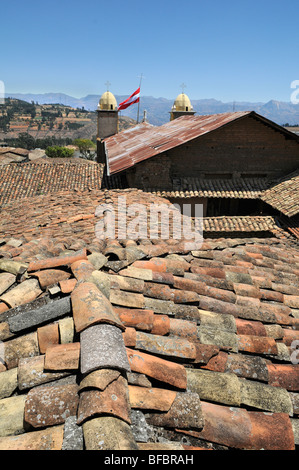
[98,91,118,111]
[171,93,193,112]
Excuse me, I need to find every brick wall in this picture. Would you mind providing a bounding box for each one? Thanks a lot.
[168,115,299,179]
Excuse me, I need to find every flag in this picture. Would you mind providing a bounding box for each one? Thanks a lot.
[118,87,140,111]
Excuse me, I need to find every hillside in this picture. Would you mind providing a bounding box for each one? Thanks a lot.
[6,92,299,126]
[0,98,136,146]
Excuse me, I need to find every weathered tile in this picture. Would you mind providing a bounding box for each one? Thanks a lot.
[237,334,278,355]
[0,321,13,341]
[71,259,95,281]
[147,391,204,430]
[122,327,137,347]
[37,323,59,354]
[71,282,124,333]
[267,363,299,391]
[79,369,121,392]
[4,332,39,369]
[87,252,108,270]
[128,385,176,411]
[119,266,153,281]
[44,343,80,371]
[144,297,175,315]
[168,318,198,341]
[110,289,145,309]
[0,273,16,296]
[233,283,261,298]
[8,296,71,333]
[284,295,299,309]
[127,372,152,388]
[225,353,269,382]
[0,259,28,276]
[59,278,77,294]
[192,342,220,365]
[235,318,267,336]
[197,294,239,317]
[24,384,79,428]
[135,331,196,360]
[0,278,42,309]
[77,375,131,425]
[31,269,71,289]
[198,309,236,332]
[264,324,284,339]
[82,416,139,450]
[152,271,175,286]
[198,326,238,352]
[0,395,26,437]
[239,379,293,414]
[62,416,83,450]
[58,316,74,344]
[18,355,70,390]
[27,248,87,272]
[126,347,187,389]
[109,274,144,293]
[114,307,154,331]
[88,270,110,298]
[80,324,131,375]
[0,368,18,399]
[185,401,252,449]
[248,411,295,450]
[0,302,9,315]
[0,424,64,450]
[186,369,241,406]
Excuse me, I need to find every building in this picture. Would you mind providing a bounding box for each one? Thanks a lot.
[170,92,196,120]
[96,90,118,140]
[98,110,298,233]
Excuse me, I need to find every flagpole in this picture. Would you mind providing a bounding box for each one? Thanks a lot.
[137,73,143,124]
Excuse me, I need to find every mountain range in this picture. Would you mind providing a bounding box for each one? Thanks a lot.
[5,92,299,126]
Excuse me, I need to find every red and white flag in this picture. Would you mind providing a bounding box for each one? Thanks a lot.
[118,87,140,111]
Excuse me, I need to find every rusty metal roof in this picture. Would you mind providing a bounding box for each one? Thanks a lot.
[103,112,251,174]
[103,112,256,175]
[103,111,299,176]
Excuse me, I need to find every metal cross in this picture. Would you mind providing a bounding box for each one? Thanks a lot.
[180,83,187,94]
[105,81,111,91]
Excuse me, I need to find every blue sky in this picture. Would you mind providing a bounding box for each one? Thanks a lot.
[2,0,298,103]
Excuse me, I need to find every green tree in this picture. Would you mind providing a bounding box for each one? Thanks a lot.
[73,138,96,160]
[45,146,74,158]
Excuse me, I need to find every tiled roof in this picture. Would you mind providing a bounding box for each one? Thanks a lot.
[0,190,293,245]
[147,177,269,199]
[0,189,184,243]
[260,170,299,217]
[203,215,279,233]
[0,234,299,450]
[0,161,103,206]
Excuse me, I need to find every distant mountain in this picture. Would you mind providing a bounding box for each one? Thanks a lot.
[5,92,299,126]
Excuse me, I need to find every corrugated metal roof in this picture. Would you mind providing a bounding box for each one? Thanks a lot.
[103,112,252,175]
[103,111,299,176]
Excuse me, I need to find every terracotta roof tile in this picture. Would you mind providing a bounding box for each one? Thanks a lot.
[1,232,299,451]
[24,383,79,428]
[0,161,103,206]
[260,170,299,217]
[77,375,131,425]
